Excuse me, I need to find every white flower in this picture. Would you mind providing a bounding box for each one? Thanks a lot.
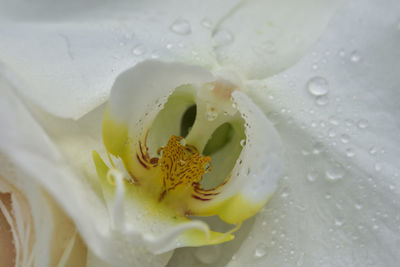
[0,0,399,266]
[0,81,87,266]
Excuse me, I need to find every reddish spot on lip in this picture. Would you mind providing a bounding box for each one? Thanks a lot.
[192,194,212,201]
[136,154,150,169]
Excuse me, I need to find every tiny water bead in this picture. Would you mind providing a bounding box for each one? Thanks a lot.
[326,164,345,181]
[132,45,146,56]
[254,242,268,258]
[170,19,191,35]
[350,50,361,63]
[307,171,318,182]
[307,76,329,96]
[357,119,369,129]
[201,18,213,29]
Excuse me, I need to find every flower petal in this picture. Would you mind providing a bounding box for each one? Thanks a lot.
[0,75,172,266]
[192,90,283,224]
[212,0,346,79]
[227,0,400,265]
[0,0,240,119]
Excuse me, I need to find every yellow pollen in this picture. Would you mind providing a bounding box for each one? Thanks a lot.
[159,135,211,199]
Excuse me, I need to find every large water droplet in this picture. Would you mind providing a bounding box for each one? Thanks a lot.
[194,245,221,264]
[307,77,329,96]
[170,19,191,35]
[326,164,345,181]
[254,242,268,258]
[212,29,234,47]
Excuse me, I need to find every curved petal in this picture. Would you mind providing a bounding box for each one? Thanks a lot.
[228,0,400,265]
[0,75,172,266]
[0,0,241,119]
[212,0,346,80]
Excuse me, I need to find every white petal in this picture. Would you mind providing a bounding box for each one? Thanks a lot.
[0,76,172,266]
[0,0,240,119]
[228,0,400,265]
[212,0,346,79]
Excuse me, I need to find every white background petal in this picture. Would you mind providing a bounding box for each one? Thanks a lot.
[212,0,346,79]
[0,0,240,119]
[226,0,400,266]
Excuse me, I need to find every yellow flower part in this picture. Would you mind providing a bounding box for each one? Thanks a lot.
[94,60,283,253]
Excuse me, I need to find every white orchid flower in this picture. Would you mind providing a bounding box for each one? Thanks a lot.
[0,80,87,266]
[1,0,399,266]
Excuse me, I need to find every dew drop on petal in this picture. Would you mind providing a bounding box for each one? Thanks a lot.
[240,139,246,147]
[334,218,344,227]
[132,45,145,56]
[346,148,355,158]
[340,134,350,143]
[355,203,363,210]
[170,19,191,35]
[326,164,345,181]
[357,119,369,129]
[307,171,318,182]
[201,18,213,29]
[312,142,325,155]
[212,29,234,47]
[254,242,268,258]
[307,76,329,96]
[350,50,361,63]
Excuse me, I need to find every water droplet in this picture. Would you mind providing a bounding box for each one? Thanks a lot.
[201,18,213,29]
[307,171,318,182]
[334,218,344,227]
[312,142,325,155]
[355,203,363,210]
[315,95,329,106]
[212,29,234,47]
[346,148,355,158]
[132,45,145,56]
[357,119,369,129]
[338,49,345,57]
[240,139,246,147]
[254,242,268,258]
[326,164,345,181]
[329,116,339,125]
[328,128,336,138]
[350,51,361,63]
[194,245,221,264]
[170,19,191,35]
[206,109,218,121]
[369,146,377,155]
[340,134,350,143]
[307,76,329,96]
[281,191,289,198]
[375,162,382,172]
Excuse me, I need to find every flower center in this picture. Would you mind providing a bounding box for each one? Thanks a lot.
[159,135,211,201]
